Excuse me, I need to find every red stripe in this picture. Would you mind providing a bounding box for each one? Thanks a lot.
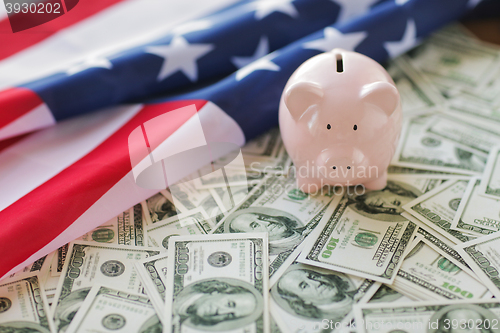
[0,87,44,129]
[0,100,207,278]
[0,0,126,61]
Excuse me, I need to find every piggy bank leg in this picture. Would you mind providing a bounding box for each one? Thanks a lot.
[296,176,323,194]
[363,171,388,191]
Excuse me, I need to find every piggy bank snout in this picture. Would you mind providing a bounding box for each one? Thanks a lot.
[318,148,368,176]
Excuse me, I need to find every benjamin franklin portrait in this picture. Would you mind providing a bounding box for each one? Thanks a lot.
[349,180,422,221]
[428,304,499,333]
[173,278,263,331]
[271,264,358,322]
[146,193,178,223]
[223,207,306,255]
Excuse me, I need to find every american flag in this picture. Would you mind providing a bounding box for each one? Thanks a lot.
[0,0,485,279]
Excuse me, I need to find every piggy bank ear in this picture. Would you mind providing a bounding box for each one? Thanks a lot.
[360,81,400,117]
[284,82,323,121]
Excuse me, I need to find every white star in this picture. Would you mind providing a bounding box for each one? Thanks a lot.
[145,36,214,82]
[303,27,367,52]
[331,0,379,23]
[384,19,418,58]
[231,36,270,69]
[254,0,298,20]
[235,53,280,81]
[468,0,483,7]
[171,20,213,36]
[66,56,112,75]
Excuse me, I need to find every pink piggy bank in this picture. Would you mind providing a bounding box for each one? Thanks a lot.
[279,48,402,193]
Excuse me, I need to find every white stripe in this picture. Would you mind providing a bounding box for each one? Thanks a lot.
[0,3,7,21]
[0,103,56,140]
[0,103,142,212]
[0,0,238,90]
[1,101,245,279]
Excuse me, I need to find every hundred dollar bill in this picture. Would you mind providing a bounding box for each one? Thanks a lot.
[77,203,146,246]
[163,233,269,333]
[44,266,60,306]
[135,253,168,322]
[142,192,180,225]
[368,284,412,304]
[167,178,225,223]
[209,185,253,215]
[51,244,69,277]
[354,299,500,333]
[193,162,265,189]
[402,178,475,245]
[392,240,490,301]
[386,56,445,114]
[52,241,161,332]
[7,253,53,281]
[447,94,500,124]
[479,146,500,199]
[298,179,422,284]
[414,227,473,276]
[66,285,161,333]
[145,208,214,249]
[391,115,486,174]
[456,233,500,299]
[424,114,500,155]
[405,30,500,94]
[0,273,56,332]
[388,165,465,177]
[269,260,377,333]
[212,175,334,277]
[451,177,500,237]
[241,127,282,160]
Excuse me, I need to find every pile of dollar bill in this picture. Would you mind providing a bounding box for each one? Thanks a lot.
[3,23,500,333]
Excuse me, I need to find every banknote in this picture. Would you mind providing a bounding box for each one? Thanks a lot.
[386,56,444,114]
[0,273,55,333]
[479,146,500,199]
[77,203,146,246]
[209,185,255,215]
[145,208,214,249]
[52,241,161,332]
[387,165,464,177]
[424,114,500,155]
[167,178,225,223]
[212,175,334,277]
[447,94,500,124]
[354,299,500,333]
[405,30,500,94]
[414,227,473,276]
[51,244,69,277]
[367,284,413,304]
[241,127,282,159]
[298,179,421,283]
[193,163,265,189]
[142,192,180,225]
[456,233,500,299]
[402,178,475,245]
[44,266,59,306]
[65,285,161,333]
[391,115,486,174]
[393,240,490,301]
[163,233,269,333]
[7,253,52,281]
[269,260,377,333]
[135,253,168,322]
[451,177,500,236]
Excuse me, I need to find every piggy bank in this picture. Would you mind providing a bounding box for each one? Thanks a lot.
[279,48,402,193]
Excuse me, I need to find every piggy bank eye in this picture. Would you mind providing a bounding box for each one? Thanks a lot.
[327,124,331,130]
[353,124,357,131]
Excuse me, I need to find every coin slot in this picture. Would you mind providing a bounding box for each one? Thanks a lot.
[336,53,343,73]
